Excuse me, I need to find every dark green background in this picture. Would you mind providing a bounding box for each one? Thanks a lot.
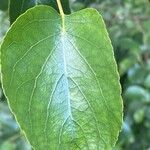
[0,0,150,149]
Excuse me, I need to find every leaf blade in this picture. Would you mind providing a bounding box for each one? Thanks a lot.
[1,6,123,149]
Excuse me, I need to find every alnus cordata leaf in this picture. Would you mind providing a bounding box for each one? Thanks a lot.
[9,0,70,24]
[1,6,123,150]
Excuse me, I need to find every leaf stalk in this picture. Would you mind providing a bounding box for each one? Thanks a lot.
[56,0,65,32]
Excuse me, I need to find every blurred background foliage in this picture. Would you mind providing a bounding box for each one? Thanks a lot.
[0,0,150,149]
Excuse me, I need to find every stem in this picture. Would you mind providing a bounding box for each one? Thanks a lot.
[56,0,65,32]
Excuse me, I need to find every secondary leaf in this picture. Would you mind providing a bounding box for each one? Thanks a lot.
[9,0,70,24]
[1,6,123,149]
[0,0,8,10]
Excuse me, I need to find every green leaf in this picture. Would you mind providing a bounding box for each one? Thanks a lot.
[124,85,150,102]
[144,74,150,89]
[0,141,15,150]
[133,107,145,124]
[127,64,149,85]
[1,6,122,149]
[9,0,71,24]
[0,0,8,10]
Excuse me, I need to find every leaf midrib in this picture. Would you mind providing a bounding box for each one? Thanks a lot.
[60,33,73,118]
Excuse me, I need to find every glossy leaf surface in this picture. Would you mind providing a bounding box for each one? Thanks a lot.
[1,6,122,149]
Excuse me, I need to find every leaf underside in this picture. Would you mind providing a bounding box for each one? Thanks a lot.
[1,6,123,150]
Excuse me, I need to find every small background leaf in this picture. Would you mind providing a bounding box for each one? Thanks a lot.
[0,0,8,11]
